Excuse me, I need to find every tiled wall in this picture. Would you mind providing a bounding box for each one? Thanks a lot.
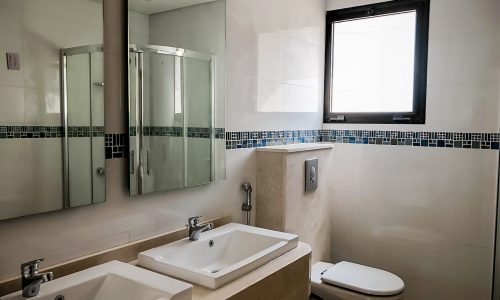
[324,0,500,299]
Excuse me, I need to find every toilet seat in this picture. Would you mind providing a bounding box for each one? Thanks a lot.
[321,262,404,296]
[311,262,405,300]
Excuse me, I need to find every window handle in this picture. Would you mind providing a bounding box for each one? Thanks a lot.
[393,115,411,122]
[329,115,345,122]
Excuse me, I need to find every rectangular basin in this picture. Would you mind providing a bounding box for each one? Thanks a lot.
[138,223,299,289]
[1,261,192,300]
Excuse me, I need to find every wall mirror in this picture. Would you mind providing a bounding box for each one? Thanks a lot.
[128,0,226,195]
[0,0,104,220]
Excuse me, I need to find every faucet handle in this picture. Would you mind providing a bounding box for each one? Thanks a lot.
[188,216,202,226]
[21,258,44,278]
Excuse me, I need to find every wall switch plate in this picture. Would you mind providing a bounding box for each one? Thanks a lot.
[305,158,318,192]
[6,52,20,70]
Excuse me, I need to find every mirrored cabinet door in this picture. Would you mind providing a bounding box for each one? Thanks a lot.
[128,0,226,196]
[0,0,105,220]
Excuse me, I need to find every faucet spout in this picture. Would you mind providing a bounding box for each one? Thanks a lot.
[21,259,54,298]
[187,216,214,241]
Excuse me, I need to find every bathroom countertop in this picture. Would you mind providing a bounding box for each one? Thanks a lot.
[256,143,334,153]
[191,241,311,300]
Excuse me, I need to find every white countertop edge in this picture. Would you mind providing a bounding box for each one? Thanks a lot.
[256,143,334,153]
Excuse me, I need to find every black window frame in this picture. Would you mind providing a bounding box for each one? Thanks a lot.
[324,0,430,124]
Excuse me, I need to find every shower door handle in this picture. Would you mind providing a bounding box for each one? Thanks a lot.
[146,150,150,175]
[130,150,135,174]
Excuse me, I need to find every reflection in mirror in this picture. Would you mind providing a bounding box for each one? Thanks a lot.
[62,46,105,207]
[128,0,226,195]
[0,0,104,220]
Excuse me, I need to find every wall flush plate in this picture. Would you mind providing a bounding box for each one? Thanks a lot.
[305,158,318,192]
[6,52,20,70]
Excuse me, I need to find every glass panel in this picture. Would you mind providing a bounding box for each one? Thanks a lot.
[129,53,140,195]
[142,52,185,192]
[66,53,92,207]
[91,51,105,204]
[184,56,212,186]
[331,11,416,113]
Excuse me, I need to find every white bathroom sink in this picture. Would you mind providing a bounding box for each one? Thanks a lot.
[1,261,192,300]
[138,223,299,289]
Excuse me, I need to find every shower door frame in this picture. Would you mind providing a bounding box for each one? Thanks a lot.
[60,44,104,208]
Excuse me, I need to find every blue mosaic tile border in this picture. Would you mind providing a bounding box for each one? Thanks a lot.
[225,129,500,150]
[226,130,322,149]
[322,130,500,150]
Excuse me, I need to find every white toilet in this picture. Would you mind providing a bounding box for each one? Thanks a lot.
[311,261,405,300]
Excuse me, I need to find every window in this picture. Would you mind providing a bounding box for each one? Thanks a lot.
[324,0,430,124]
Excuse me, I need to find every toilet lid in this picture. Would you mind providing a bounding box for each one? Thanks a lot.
[321,261,404,296]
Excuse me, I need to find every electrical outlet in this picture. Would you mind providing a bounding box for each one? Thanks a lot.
[6,52,20,70]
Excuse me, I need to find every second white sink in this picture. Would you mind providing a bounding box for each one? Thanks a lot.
[138,223,299,289]
[1,261,192,300]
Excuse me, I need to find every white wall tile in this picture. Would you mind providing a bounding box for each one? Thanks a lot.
[440,0,500,37]
[0,3,23,48]
[280,0,325,45]
[0,86,25,124]
[257,79,284,112]
[0,139,63,221]
[447,33,500,86]
[438,240,493,294]
[284,36,320,89]
[257,32,285,83]
[283,84,318,112]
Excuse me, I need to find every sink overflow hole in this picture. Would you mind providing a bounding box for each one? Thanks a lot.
[209,240,214,247]
[55,295,65,300]
[211,269,220,274]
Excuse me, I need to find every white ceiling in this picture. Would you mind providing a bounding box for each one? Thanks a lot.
[128,0,215,15]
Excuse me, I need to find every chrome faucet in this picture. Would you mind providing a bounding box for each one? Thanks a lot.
[187,216,213,241]
[21,258,54,298]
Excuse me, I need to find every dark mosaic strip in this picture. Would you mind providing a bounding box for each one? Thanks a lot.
[321,130,500,150]
[67,126,105,137]
[225,129,500,150]
[187,127,211,138]
[105,133,127,159]
[130,126,225,139]
[0,126,106,138]
[0,126,63,139]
